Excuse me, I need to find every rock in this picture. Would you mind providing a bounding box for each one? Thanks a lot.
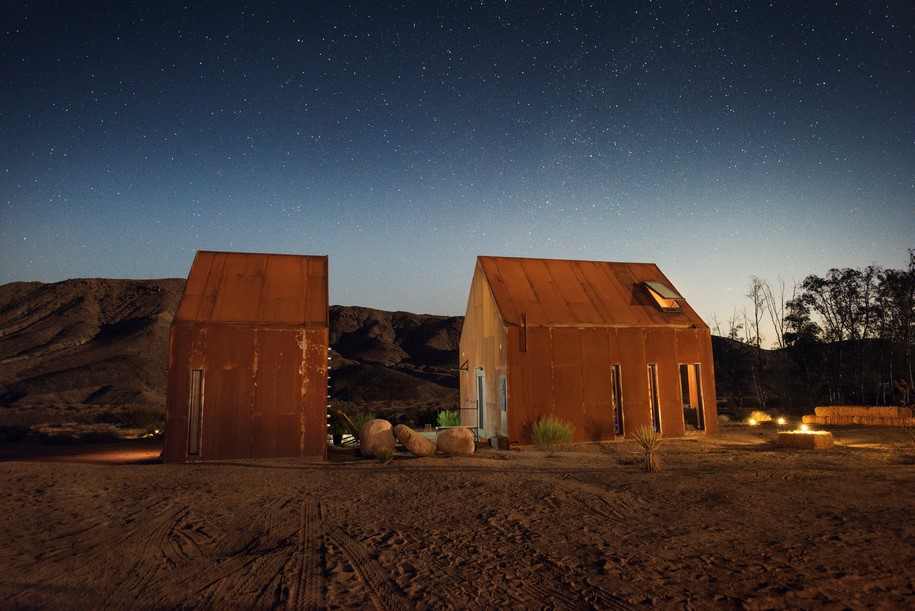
[359,419,396,457]
[436,427,475,455]
[394,424,437,457]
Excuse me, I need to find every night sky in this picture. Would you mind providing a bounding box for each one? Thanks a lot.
[1,1,911,344]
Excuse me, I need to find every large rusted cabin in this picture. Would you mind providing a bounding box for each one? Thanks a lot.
[459,256,718,444]
[164,251,329,462]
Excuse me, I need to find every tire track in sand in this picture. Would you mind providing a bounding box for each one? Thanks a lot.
[286,499,326,610]
[325,524,411,610]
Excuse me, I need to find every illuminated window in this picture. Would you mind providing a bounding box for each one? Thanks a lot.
[643,281,682,312]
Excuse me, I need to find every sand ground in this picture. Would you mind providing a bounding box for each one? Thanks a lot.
[1,424,913,610]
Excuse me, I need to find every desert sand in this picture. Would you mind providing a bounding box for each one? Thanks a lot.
[1,424,913,610]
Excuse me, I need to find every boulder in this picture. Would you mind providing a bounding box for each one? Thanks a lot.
[394,424,437,457]
[436,427,475,455]
[359,419,396,457]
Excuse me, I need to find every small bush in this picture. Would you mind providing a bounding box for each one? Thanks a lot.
[531,416,575,457]
[437,410,461,427]
[633,426,662,472]
[374,448,394,464]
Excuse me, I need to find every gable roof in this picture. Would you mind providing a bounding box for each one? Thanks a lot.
[173,251,328,326]
[477,256,706,329]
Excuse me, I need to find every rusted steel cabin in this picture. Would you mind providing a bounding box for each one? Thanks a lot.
[164,251,329,462]
[459,256,717,444]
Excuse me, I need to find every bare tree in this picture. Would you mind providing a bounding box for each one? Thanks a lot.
[746,276,767,348]
[761,276,791,349]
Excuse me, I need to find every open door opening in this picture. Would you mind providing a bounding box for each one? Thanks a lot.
[680,363,705,431]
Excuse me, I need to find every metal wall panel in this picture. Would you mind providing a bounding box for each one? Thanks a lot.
[165,251,329,462]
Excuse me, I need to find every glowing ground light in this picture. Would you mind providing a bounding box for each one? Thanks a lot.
[748,418,758,426]
[777,417,787,426]
[800,424,809,431]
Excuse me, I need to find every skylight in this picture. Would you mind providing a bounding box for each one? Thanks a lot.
[643,281,682,312]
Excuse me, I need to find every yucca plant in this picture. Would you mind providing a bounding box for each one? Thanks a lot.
[531,416,575,457]
[633,425,663,472]
[437,410,461,427]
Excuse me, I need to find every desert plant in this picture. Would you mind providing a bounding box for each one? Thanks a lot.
[437,410,461,427]
[531,416,575,457]
[373,447,394,464]
[336,409,375,442]
[633,426,663,472]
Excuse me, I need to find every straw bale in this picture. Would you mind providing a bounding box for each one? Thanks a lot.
[814,406,912,418]
[778,431,835,450]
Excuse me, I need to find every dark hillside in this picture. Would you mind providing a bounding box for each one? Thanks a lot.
[0,280,461,431]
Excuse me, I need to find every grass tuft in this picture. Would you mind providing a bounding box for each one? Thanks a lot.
[437,410,461,427]
[531,416,575,457]
[373,447,394,464]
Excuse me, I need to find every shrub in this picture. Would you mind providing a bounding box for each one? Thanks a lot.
[633,426,662,472]
[531,416,575,457]
[437,410,461,427]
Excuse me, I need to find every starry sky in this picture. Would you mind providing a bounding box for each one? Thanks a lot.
[1,1,912,344]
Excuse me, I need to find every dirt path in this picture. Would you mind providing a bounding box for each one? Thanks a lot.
[1,425,913,609]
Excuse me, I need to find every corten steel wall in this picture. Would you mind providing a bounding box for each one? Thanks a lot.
[164,252,328,462]
[459,262,508,437]
[460,256,718,445]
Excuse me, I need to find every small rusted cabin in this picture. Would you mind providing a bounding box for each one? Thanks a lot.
[164,251,328,462]
[459,256,717,444]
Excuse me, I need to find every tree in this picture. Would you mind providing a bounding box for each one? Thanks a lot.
[761,276,791,349]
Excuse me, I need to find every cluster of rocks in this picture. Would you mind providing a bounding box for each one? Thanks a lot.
[358,419,475,459]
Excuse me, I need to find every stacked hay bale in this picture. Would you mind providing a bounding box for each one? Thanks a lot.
[802,406,915,426]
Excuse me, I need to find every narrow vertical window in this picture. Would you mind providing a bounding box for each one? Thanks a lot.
[499,376,507,413]
[648,363,661,434]
[187,369,204,456]
[611,364,624,436]
[475,367,485,431]
[693,364,705,431]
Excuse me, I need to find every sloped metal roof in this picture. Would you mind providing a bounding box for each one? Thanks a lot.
[173,251,328,326]
[477,256,706,329]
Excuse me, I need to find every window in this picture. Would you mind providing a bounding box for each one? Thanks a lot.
[499,376,507,413]
[648,363,661,433]
[187,369,204,455]
[611,364,624,435]
[643,281,683,312]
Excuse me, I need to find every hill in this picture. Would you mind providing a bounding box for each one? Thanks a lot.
[0,279,461,433]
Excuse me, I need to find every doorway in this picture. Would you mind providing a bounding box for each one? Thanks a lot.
[679,363,705,431]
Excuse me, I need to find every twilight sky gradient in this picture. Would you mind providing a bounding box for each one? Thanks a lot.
[1,1,912,343]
